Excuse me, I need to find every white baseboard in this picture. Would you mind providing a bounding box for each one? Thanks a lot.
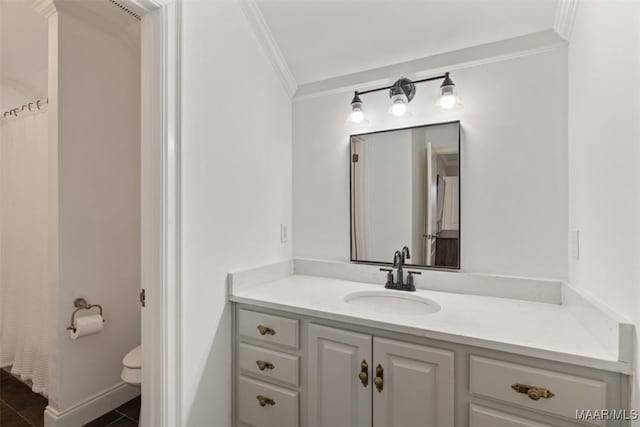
[44,382,140,427]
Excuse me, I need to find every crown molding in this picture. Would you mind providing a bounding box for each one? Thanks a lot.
[239,0,298,98]
[31,0,56,18]
[0,73,44,102]
[116,0,168,16]
[34,0,167,19]
[295,30,567,99]
[554,0,579,41]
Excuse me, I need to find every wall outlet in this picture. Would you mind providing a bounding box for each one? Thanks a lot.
[280,224,288,243]
[571,229,580,260]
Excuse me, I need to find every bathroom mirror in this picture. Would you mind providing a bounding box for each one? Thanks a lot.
[350,121,460,269]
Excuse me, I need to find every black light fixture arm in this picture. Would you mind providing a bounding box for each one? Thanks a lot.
[349,72,457,121]
[355,73,449,96]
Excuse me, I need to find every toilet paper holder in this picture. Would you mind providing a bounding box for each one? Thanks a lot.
[66,298,105,332]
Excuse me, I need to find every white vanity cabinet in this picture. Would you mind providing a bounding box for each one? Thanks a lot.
[307,324,372,427]
[235,308,301,427]
[372,337,454,427]
[307,324,454,427]
[233,304,627,427]
[469,404,556,427]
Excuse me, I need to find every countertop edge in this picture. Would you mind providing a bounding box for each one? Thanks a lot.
[229,294,631,375]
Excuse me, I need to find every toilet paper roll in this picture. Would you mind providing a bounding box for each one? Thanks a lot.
[70,314,104,339]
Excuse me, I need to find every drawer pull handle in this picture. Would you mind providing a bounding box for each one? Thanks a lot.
[511,383,555,400]
[257,325,276,336]
[256,360,274,371]
[358,360,368,387]
[374,364,384,392]
[256,395,276,407]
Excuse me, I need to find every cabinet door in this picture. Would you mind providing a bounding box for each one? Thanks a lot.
[373,337,454,427]
[308,324,372,427]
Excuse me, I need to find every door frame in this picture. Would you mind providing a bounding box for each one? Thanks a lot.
[119,1,182,426]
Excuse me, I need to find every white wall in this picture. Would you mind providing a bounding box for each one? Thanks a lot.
[180,1,292,425]
[567,0,640,416]
[294,48,568,278]
[0,0,48,111]
[47,1,141,416]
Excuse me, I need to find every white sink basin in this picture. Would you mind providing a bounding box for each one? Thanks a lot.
[344,290,440,316]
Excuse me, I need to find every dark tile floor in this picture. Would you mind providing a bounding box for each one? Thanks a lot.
[0,369,47,427]
[0,368,140,427]
[83,396,140,427]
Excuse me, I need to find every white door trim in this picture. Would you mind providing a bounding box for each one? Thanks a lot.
[120,1,182,426]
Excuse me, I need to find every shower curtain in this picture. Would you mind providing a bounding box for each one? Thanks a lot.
[0,108,49,396]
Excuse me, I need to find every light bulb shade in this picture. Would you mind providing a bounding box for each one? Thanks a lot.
[390,102,408,117]
[350,91,365,122]
[439,73,458,110]
[440,72,455,89]
[351,92,363,106]
[439,94,456,109]
[388,78,415,117]
[350,109,364,123]
[439,87,457,109]
[440,85,454,96]
[390,92,408,105]
[390,92,408,116]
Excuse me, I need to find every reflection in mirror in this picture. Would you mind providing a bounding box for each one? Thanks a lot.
[350,122,460,269]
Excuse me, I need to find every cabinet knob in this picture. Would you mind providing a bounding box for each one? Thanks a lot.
[374,364,384,392]
[358,360,369,387]
[511,383,555,400]
[256,395,276,407]
[256,360,274,371]
[257,325,276,336]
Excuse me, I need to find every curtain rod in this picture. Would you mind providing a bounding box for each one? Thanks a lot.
[2,98,48,118]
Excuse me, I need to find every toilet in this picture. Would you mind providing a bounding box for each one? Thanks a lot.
[121,345,141,386]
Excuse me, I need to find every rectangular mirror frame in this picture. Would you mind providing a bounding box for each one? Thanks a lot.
[349,120,461,270]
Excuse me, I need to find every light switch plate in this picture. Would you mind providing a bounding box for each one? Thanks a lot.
[280,224,288,243]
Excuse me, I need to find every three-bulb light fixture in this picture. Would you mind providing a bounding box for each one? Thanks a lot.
[350,72,458,123]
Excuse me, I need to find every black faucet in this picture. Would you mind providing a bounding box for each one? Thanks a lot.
[393,250,404,286]
[380,246,421,292]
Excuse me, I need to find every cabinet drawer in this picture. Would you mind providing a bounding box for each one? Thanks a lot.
[238,309,299,349]
[470,404,554,427]
[238,376,298,427]
[470,356,606,425]
[239,342,299,386]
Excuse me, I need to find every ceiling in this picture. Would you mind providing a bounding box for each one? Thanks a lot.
[255,0,559,85]
[0,0,559,102]
[0,0,48,104]
[0,0,139,110]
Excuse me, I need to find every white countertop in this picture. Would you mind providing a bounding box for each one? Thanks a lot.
[230,274,630,374]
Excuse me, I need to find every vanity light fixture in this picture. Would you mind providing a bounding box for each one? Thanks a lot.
[349,72,457,122]
[350,92,365,123]
[439,72,457,110]
[389,87,408,117]
[389,78,415,117]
